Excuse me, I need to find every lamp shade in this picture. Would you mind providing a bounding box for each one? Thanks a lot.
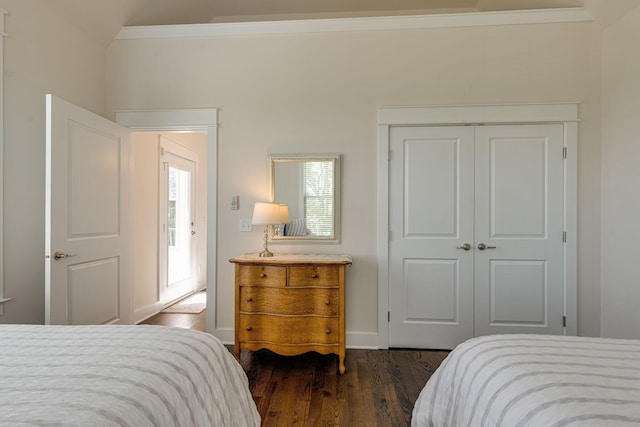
[252,202,282,225]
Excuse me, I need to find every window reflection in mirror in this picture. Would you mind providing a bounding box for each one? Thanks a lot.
[270,154,341,243]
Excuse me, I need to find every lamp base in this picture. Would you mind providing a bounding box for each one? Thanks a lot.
[258,249,274,257]
[258,225,274,257]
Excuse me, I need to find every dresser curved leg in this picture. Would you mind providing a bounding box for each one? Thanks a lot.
[339,353,346,374]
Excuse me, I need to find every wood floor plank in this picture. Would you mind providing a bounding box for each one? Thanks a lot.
[305,355,329,427]
[142,308,449,426]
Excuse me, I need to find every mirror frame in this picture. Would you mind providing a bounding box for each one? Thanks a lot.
[269,153,341,244]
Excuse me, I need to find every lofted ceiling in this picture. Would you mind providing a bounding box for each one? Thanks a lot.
[38,0,587,46]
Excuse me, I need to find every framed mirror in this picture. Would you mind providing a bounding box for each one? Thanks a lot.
[270,153,341,243]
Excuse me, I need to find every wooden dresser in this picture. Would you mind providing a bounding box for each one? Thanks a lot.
[230,253,352,374]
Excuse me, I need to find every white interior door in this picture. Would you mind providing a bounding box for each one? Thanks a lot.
[389,126,475,349]
[45,94,132,325]
[159,137,197,304]
[474,124,565,336]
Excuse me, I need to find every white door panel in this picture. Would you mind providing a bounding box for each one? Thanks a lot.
[474,124,564,336]
[389,126,475,349]
[67,258,120,324]
[489,260,547,325]
[45,94,132,325]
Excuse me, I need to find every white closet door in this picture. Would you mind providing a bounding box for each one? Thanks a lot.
[473,124,565,337]
[388,124,566,349]
[388,126,475,349]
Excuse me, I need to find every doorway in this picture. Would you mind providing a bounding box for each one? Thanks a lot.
[130,131,207,321]
[115,108,218,327]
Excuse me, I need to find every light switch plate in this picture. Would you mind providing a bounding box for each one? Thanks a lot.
[239,218,252,232]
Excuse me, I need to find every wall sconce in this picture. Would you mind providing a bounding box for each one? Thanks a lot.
[252,202,289,257]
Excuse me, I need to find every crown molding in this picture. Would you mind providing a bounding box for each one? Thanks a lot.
[377,102,580,125]
[115,7,593,40]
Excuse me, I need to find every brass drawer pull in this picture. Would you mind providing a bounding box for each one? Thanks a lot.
[325,329,331,334]
[259,273,267,278]
[311,274,318,279]
[325,300,331,305]
[246,297,253,302]
[246,326,252,331]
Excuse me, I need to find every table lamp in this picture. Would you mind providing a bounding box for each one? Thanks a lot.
[252,202,289,257]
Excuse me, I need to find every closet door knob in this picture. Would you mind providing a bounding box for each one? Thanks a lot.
[456,243,471,251]
[477,243,496,250]
[53,251,77,261]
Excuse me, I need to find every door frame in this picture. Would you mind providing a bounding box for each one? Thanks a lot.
[377,103,578,349]
[114,109,219,332]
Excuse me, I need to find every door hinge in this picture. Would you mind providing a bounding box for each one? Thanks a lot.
[563,147,567,159]
[388,150,393,161]
[563,231,567,243]
[388,231,392,241]
[562,315,567,327]
[388,311,390,322]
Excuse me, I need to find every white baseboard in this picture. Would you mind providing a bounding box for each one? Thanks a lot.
[210,328,380,350]
[211,328,234,344]
[345,331,379,349]
[133,301,164,324]
[135,286,206,325]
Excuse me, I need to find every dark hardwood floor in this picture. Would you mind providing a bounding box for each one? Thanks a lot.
[142,310,449,426]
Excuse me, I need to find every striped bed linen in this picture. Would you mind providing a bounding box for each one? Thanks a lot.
[0,324,260,427]
[412,334,640,427]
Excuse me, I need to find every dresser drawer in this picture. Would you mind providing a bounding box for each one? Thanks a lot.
[237,265,286,287]
[240,287,339,316]
[239,315,339,345]
[288,266,340,287]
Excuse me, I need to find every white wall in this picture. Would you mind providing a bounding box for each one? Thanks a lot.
[0,0,106,323]
[132,131,207,323]
[600,4,640,338]
[107,19,604,339]
[132,133,160,313]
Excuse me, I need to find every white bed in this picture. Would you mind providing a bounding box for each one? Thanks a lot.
[412,334,640,427]
[0,324,260,427]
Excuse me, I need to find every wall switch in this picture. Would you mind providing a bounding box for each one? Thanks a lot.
[239,218,252,232]
[231,195,239,210]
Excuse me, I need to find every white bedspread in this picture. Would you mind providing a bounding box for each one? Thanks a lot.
[412,334,640,427]
[0,324,260,427]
